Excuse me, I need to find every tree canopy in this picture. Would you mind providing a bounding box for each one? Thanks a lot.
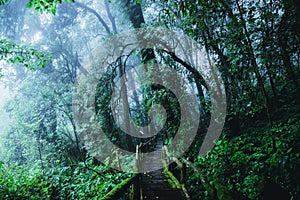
[0,0,299,199]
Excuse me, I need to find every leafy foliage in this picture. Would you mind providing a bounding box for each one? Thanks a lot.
[26,0,74,14]
[0,161,131,199]
[0,0,74,14]
[0,0,7,6]
[0,163,51,199]
[189,116,300,199]
[0,38,49,76]
[0,0,300,199]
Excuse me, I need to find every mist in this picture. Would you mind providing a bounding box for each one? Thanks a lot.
[0,0,299,199]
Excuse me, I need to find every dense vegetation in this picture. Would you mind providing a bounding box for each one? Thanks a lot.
[0,0,299,199]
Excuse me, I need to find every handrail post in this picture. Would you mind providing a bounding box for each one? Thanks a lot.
[180,162,186,185]
[132,144,142,200]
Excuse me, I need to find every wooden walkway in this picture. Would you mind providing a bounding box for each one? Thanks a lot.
[139,141,185,200]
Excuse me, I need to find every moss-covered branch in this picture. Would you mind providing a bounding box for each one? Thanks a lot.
[101,175,138,200]
[162,159,190,200]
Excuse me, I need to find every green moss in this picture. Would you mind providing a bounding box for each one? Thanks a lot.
[162,160,181,189]
[164,167,179,188]
[102,175,137,200]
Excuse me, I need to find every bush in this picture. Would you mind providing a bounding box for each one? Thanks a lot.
[0,161,131,200]
[190,116,300,199]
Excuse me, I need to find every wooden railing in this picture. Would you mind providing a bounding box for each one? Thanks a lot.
[101,176,138,200]
[161,145,217,200]
[132,143,144,200]
[101,137,163,200]
[101,143,144,200]
[162,145,191,200]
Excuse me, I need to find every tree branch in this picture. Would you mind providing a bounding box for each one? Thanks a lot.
[75,2,111,34]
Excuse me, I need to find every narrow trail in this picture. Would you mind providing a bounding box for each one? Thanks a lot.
[139,140,185,200]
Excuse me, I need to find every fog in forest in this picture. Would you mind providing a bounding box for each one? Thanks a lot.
[0,0,299,199]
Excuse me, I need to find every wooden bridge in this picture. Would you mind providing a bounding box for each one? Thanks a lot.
[102,139,190,200]
[139,140,186,200]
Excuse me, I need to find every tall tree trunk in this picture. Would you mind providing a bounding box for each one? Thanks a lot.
[235,0,272,126]
[118,58,134,151]
[263,0,277,99]
[279,38,300,97]
[121,0,161,143]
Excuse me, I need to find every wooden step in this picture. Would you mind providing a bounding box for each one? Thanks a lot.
[139,140,185,200]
